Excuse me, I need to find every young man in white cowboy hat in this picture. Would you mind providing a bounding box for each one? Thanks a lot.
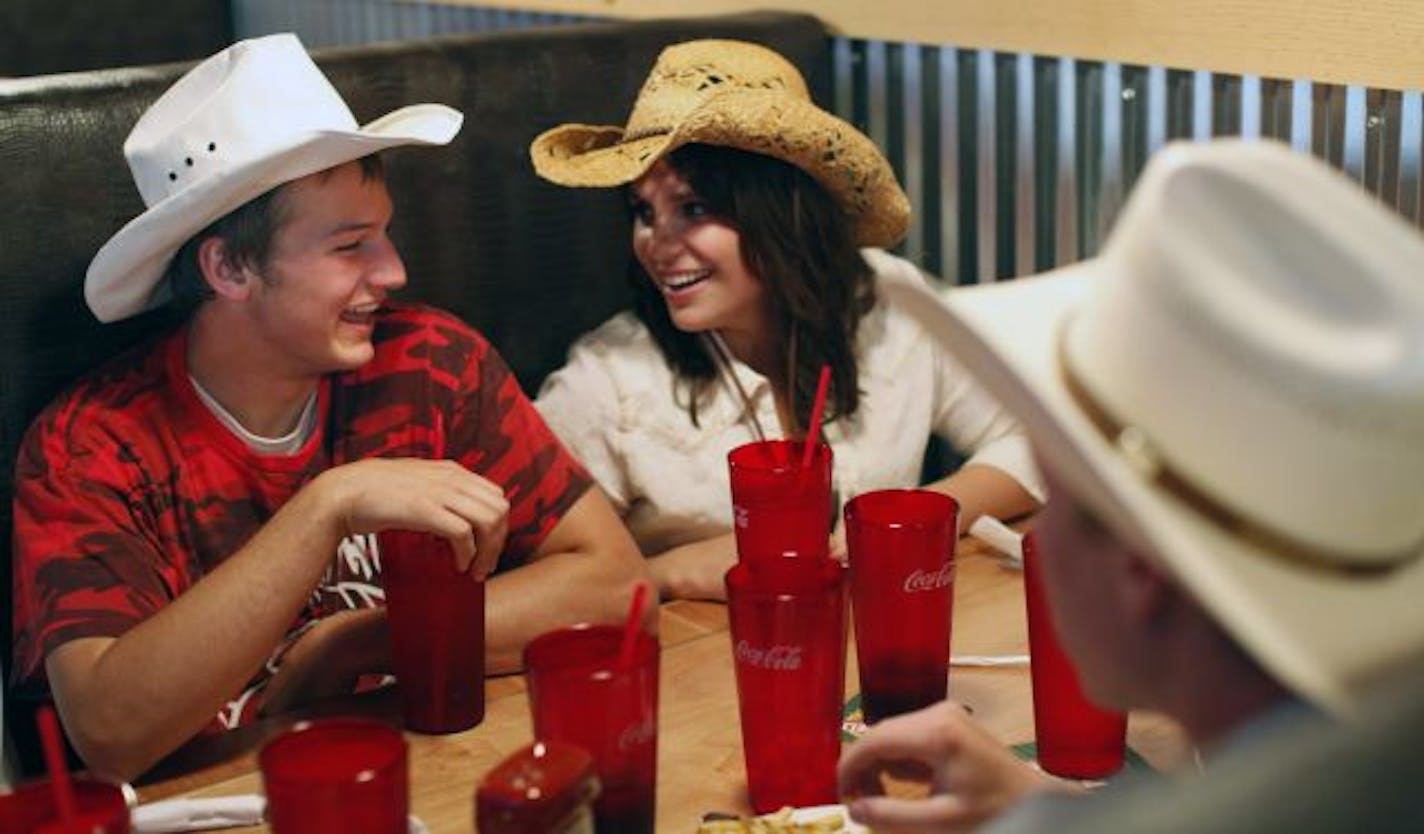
[10,34,647,781]
[836,138,1424,832]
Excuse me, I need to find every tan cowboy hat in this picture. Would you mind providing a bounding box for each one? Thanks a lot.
[881,138,1424,717]
[85,33,463,323]
[529,39,909,248]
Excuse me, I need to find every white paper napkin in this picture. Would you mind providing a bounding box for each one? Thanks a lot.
[132,795,265,833]
[951,653,1030,667]
[969,515,1024,568]
[133,796,429,834]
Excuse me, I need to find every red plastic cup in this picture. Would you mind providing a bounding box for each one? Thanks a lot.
[726,557,848,814]
[523,624,659,834]
[0,777,130,833]
[1023,532,1128,779]
[381,530,486,734]
[258,718,408,834]
[845,489,958,724]
[727,439,833,563]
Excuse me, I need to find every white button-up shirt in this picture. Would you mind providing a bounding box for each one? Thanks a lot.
[536,250,1043,556]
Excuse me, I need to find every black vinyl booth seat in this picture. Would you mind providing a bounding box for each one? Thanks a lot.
[0,11,830,778]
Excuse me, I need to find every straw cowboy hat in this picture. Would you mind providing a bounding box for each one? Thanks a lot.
[881,138,1424,717]
[85,33,463,323]
[529,39,909,248]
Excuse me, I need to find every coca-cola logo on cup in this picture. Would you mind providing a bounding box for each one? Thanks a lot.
[735,640,803,671]
[617,717,656,752]
[733,505,749,529]
[903,561,955,593]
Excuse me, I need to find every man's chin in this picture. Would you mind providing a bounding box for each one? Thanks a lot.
[327,343,376,373]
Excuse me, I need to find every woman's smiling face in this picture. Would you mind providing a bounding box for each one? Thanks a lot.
[629,159,771,342]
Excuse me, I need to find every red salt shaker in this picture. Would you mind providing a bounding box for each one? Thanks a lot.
[476,741,601,834]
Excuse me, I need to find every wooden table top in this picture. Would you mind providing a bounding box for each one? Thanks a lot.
[136,541,1191,831]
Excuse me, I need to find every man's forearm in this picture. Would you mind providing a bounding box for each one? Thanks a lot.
[46,482,344,781]
[482,490,652,673]
[483,546,652,673]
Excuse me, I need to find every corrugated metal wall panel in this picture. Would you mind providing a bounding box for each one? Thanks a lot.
[234,1,1424,284]
[234,0,587,46]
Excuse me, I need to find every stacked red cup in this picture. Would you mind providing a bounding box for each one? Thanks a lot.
[725,556,848,813]
[727,439,834,564]
[725,431,847,813]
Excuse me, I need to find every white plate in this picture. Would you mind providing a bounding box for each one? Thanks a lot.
[789,804,869,832]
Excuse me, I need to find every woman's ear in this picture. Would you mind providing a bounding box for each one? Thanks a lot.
[197,237,253,301]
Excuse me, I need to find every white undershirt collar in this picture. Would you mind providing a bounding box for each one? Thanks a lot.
[189,374,319,456]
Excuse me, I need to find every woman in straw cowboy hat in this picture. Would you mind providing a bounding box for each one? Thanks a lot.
[532,40,1041,600]
[836,139,1424,832]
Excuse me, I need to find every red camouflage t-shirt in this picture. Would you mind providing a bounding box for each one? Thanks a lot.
[11,304,591,730]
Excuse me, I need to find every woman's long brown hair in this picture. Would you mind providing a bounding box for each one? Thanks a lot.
[629,143,876,434]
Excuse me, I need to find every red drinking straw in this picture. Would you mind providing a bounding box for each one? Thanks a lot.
[802,365,832,468]
[618,581,651,670]
[37,705,79,825]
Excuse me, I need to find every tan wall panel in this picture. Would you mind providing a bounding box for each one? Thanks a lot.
[416,0,1424,91]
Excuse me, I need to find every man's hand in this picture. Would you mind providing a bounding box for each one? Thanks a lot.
[316,458,508,577]
[259,608,389,717]
[837,701,1070,833]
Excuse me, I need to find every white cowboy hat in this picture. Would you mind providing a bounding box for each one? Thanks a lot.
[529,39,909,248]
[881,138,1424,717]
[85,33,463,323]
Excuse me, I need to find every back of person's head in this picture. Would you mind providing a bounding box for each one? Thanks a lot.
[84,33,461,323]
[883,138,1424,718]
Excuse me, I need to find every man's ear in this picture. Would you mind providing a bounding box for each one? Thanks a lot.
[1118,549,1178,630]
[197,237,253,301]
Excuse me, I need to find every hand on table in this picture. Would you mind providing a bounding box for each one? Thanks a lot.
[829,522,848,563]
[838,701,1070,833]
[317,458,508,577]
[260,608,388,717]
[648,533,739,601]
